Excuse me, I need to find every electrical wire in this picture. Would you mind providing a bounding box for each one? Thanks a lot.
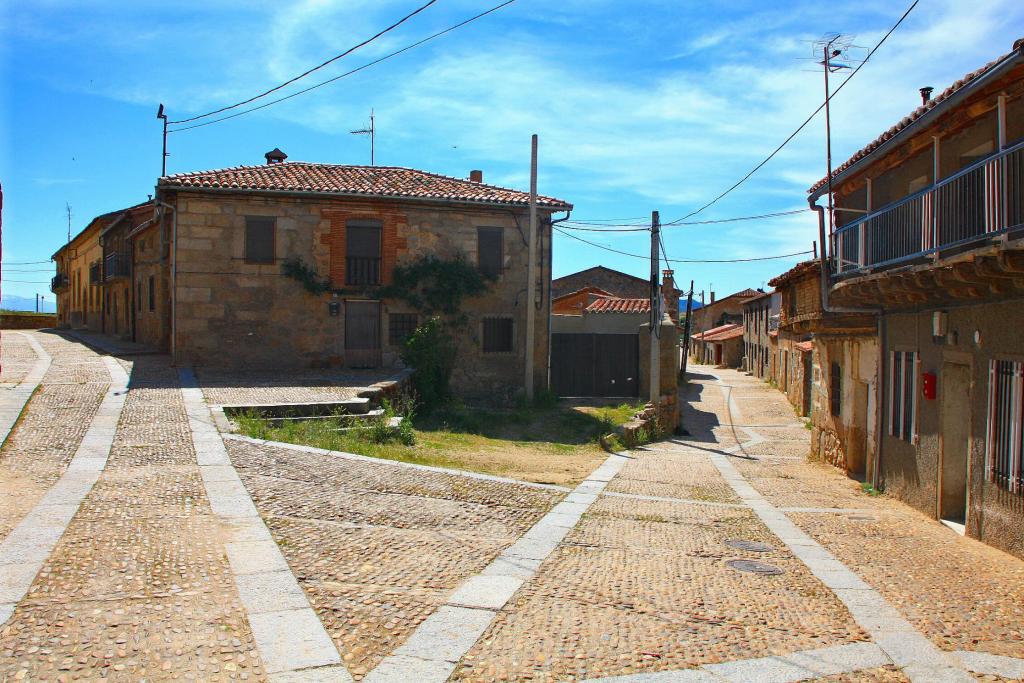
[169,0,439,125]
[662,0,919,226]
[562,208,807,231]
[170,0,518,133]
[2,280,52,284]
[2,260,52,265]
[553,226,812,263]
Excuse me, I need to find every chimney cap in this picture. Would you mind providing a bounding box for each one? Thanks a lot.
[919,86,934,105]
[265,148,288,164]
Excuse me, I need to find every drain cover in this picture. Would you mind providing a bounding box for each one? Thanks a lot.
[725,539,774,553]
[726,559,785,575]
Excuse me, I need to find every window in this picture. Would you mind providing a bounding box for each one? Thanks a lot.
[388,313,417,346]
[889,350,918,441]
[830,362,842,417]
[346,220,382,285]
[137,282,143,311]
[482,317,513,353]
[477,227,503,278]
[148,275,155,312]
[986,360,1023,494]
[244,216,276,264]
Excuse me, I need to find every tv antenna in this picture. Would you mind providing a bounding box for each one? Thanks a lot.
[65,203,72,244]
[813,34,859,234]
[350,109,376,166]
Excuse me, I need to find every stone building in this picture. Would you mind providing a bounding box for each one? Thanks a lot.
[149,158,571,399]
[690,323,743,368]
[810,36,1024,556]
[769,261,877,472]
[741,290,779,378]
[690,288,759,333]
[552,266,681,321]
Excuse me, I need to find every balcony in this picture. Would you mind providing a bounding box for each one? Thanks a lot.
[103,251,130,281]
[345,256,381,286]
[51,273,69,293]
[832,140,1024,278]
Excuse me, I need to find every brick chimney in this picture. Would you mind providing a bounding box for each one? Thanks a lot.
[469,170,483,183]
[710,291,716,304]
[265,148,288,165]
[662,269,678,322]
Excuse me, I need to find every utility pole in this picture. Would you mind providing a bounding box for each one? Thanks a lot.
[649,210,661,405]
[157,104,169,177]
[65,203,72,244]
[350,109,376,166]
[525,134,539,400]
[680,280,694,380]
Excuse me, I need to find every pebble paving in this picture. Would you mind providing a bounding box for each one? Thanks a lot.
[0,331,36,387]
[0,354,266,682]
[0,332,108,540]
[228,438,561,679]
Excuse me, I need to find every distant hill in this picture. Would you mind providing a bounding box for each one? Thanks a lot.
[1,294,57,313]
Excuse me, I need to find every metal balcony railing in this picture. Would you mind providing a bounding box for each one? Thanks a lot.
[345,256,381,286]
[51,273,69,293]
[832,140,1024,277]
[103,251,130,281]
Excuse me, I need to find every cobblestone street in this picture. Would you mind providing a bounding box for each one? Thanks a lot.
[0,334,1022,682]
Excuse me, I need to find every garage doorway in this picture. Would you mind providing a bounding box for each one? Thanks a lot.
[940,362,971,530]
[551,333,638,397]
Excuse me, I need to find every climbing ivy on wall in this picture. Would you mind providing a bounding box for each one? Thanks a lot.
[380,255,492,319]
[281,258,332,296]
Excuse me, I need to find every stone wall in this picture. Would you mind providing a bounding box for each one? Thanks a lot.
[810,334,878,476]
[132,221,169,350]
[0,313,57,329]
[164,191,553,400]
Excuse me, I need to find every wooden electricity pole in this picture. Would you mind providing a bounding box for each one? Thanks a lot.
[525,134,539,400]
[680,280,694,380]
[649,211,660,405]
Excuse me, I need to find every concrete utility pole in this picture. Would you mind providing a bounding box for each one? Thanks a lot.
[649,211,661,405]
[525,134,539,400]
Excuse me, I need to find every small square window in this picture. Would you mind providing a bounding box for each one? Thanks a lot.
[245,216,276,264]
[482,317,513,353]
[389,313,418,346]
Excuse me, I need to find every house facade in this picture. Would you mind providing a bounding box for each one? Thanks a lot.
[552,266,681,321]
[153,158,571,399]
[690,323,743,368]
[811,37,1024,555]
[741,290,779,379]
[691,288,759,333]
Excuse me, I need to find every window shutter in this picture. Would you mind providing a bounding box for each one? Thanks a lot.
[986,359,996,483]
[245,217,275,264]
[477,227,503,278]
[482,317,513,352]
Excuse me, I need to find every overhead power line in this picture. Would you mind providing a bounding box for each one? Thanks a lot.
[553,226,812,264]
[663,0,919,226]
[563,208,807,231]
[169,0,439,125]
[170,0,518,133]
[2,260,52,265]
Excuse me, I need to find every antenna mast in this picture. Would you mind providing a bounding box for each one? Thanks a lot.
[350,109,376,166]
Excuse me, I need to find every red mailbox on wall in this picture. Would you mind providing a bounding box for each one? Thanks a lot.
[921,371,937,400]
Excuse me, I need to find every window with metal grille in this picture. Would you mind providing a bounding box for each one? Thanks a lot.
[986,359,1023,494]
[477,227,503,278]
[482,317,513,353]
[346,220,382,285]
[148,275,155,312]
[889,350,918,441]
[244,216,275,264]
[830,362,842,417]
[388,313,418,346]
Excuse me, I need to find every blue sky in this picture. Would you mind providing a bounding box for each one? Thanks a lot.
[2,0,1022,304]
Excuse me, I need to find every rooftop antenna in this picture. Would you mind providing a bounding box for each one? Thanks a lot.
[813,34,855,235]
[350,109,375,166]
[156,103,169,177]
[65,202,72,244]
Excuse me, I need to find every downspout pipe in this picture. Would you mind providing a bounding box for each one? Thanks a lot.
[810,198,886,490]
[547,210,571,391]
[153,197,177,363]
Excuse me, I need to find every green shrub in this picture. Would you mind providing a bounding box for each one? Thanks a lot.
[401,317,457,411]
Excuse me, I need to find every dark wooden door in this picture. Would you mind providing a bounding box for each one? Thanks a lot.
[552,333,638,397]
[345,300,381,368]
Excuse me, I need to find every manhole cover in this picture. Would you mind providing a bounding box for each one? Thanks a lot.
[725,539,774,553]
[726,559,785,575]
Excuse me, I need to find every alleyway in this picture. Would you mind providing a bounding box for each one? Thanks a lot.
[0,334,1021,682]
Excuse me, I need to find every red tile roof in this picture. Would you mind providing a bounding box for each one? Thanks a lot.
[159,162,572,210]
[808,37,1024,196]
[768,260,819,288]
[586,297,650,314]
[692,323,743,342]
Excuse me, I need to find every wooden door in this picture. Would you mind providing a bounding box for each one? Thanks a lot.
[344,301,381,368]
[940,362,971,524]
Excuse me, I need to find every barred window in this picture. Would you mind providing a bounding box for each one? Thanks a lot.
[482,317,513,353]
[889,350,918,441]
[986,359,1023,494]
[245,216,275,264]
[388,313,418,346]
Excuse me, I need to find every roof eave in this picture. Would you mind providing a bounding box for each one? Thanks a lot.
[156,182,573,212]
[808,50,1024,200]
